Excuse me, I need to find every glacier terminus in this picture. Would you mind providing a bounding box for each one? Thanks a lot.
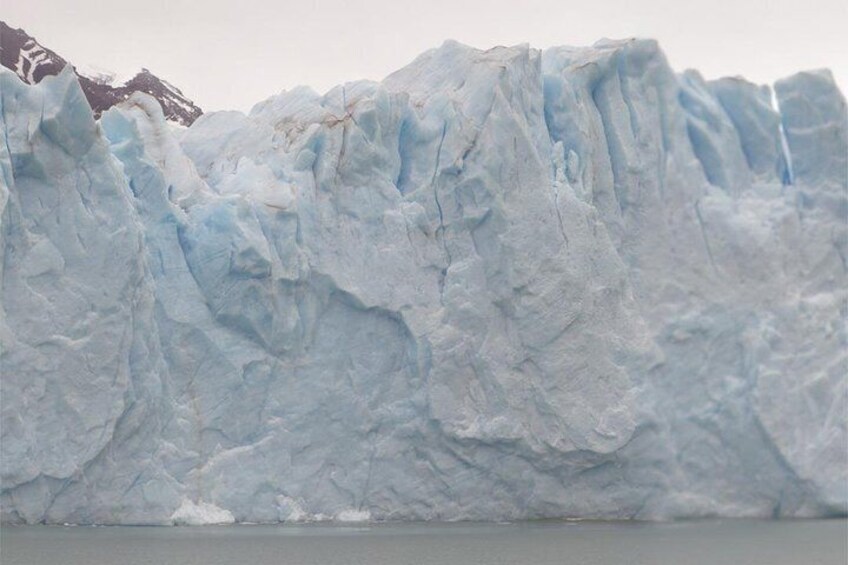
[0,38,846,524]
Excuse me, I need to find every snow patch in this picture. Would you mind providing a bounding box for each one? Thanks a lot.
[76,63,137,87]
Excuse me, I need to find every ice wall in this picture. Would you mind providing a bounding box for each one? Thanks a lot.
[1,39,845,524]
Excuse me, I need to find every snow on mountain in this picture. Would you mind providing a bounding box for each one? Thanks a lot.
[75,62,137,87]
[0,21,68,83]
[0,21,202,126]
[0,37,845,525]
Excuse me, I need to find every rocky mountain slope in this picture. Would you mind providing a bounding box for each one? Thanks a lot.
[0,21,202,126]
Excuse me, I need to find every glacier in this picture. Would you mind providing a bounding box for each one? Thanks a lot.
[0,38,846,524]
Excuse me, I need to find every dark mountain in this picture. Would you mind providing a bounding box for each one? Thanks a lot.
[0,21,202,126]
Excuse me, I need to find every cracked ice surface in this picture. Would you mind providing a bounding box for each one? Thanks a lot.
[1,39,846,524]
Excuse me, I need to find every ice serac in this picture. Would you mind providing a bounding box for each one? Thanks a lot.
[1,38,846,524]
[0,68,174,524]
[543,39,847,517]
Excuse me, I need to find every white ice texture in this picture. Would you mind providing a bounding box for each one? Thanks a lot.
[1,39,846,524]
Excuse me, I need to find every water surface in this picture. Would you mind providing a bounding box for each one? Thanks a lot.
[2,519,846,565]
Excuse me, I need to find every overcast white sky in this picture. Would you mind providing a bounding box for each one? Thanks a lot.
[5,0,847,112]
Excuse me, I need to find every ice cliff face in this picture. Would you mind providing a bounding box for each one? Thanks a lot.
[1,39,846,524]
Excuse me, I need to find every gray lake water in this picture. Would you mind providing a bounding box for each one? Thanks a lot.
[1,520,846,565]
